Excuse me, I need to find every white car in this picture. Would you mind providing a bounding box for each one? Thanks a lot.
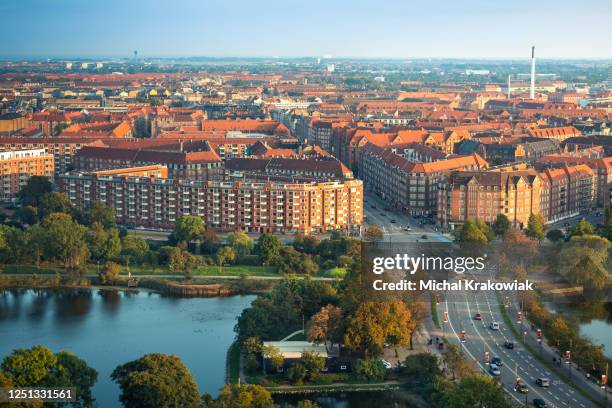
[490,321,500,331]
[380,359,392,369]
[489,363,501,376]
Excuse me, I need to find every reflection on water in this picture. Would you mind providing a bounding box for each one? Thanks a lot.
[276,391,415,407]
[0,288,255,408]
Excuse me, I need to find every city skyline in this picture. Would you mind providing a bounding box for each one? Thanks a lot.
[1,0,611,59]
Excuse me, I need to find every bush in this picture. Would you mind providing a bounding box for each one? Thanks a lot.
[353,358,385,382]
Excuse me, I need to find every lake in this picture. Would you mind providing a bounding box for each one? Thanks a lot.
[0,288,255,407]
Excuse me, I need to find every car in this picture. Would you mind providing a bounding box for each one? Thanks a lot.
[371,205,377,209]
[390,219,396,224]
[380,359,392,369]
[403,226,411,231]
[380,213,386,216]
[504,341,514,349]
[490,321,500,330]
[535,378,550,388]
[473,313,482,321]
[515,382,529,393]
[491,357,503,367]
[421,234,428,239]
[488,364,501,376]
[533,399,547,408]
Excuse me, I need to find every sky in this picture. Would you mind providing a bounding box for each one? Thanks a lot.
[1,0,611,59]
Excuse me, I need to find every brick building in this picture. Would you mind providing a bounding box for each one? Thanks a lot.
[59,166,363,233]
[0,149,54,201]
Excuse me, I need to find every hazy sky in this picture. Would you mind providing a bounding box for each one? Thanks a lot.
[1,0,611,59]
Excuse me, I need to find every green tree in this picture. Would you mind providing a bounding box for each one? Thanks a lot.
[166,246,199,279]
[354,358,385,382]
[286,362,308,384]
[455,219,488,243]
[293,233,320,254]
[42,212,89,271]
[23,224,47,268]
[120,235,149,266]
[603,203,612,240]
[1,345,97,407]
[111,353,201,408]
[401,353,443,397]
[217,246,236,274]
[86,223,121,263]
[569,218,595,238]
[242,337,262,355]
[558,235,610,290]
[443,344,475,380]
[442,375,512,408]
[526,213,545,241]
[255,233,282,266]
[300,351,326,382]
[14,205,38,225]
[86,201,115,229]
[39,192,77,220]
[226,231,253,257]
[16,176,53,207]
[170,215,205,245]
[492,214,511,236]
[207,384,274,408]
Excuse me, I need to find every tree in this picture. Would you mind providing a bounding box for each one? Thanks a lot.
[442,375,512,408]
[354,358,385,382]
[558,235,610,290]
[217,246,236,274]
[492,214,511,237]
[86,201,115,229]
[111,353,200,408]
[344,301,413,357]
[363,225,383,241]
[526,213,545,241]
[300,351,326,382]
[262,345,284,372]
[277,246,319,275]
[226,231,253,257]
[39,192,77,220]
[99,261,121,284]
[120,235,149,266]
[170,215,205,245]
[401,353,442,396]
[306,305,344,350]
[16,176,53,207]
[1,345,97,407]
[455,219,488,243]
[14,205,38,225]
[603,203,612,241]
[208,384,274,408]
[293,234,320,254]
[568,218,595,238]
[86,224,121,263]
[443,344,475,380]
[242,337,262,355]
[42,212,89,271]
[546,229,565,242]
[255,233,282,266]
[166,246,199,279]
[23,224,47,269]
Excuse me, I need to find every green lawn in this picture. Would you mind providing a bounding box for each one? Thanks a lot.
[317,267,347,278]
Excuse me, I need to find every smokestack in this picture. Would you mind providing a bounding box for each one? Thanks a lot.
[530,46,536,100]
[507,74,512,99]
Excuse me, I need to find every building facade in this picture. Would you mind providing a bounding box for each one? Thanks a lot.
[59,167,363,233]
[0,149,54,201]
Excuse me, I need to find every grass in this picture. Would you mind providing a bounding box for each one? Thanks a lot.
[430,292,440,329]
[227,341,241,384]
[316,267,347,279]
[495,293,605,408]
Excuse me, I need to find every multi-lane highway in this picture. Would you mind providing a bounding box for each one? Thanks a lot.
[434,279,605,408]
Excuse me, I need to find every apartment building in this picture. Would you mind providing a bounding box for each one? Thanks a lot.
[438,165,594,228]
[59,166,363,234]
[0,149,54,201]
[359,142,488,215]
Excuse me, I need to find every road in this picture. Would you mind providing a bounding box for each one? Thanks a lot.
[548,211,604,231]
[363,192,451,243]
[432,276,605,408]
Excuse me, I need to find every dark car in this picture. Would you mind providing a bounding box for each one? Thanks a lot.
[390,219,396,224]
[491,357,503,367]
[421,234,428,239]
[533,398,547,408]
[371,205,377,209]
[504,341,514,349]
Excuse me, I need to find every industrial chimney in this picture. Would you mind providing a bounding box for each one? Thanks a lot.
[530,46,536,99]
